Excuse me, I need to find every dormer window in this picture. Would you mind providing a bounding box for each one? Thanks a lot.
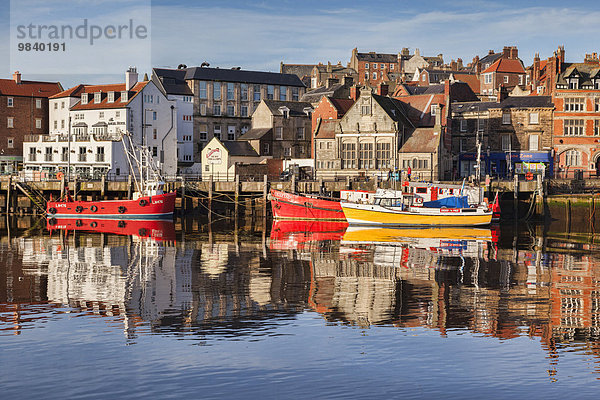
[303,107,313,117]
[121,91,128,102]
[94,92,101,103]
[569,79,579,90]
[81,93,88,105]
[279,106,290,119]
[107,91,115,103]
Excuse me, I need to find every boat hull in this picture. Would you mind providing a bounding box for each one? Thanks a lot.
[270,189,345,220]
[341,203,492,227]
[46,192,176,219]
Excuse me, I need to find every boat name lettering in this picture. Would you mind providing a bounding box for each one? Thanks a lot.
[440,208,460,213]
[56,204,67,208]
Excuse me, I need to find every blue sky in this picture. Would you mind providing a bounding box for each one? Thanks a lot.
[2,0,600,88]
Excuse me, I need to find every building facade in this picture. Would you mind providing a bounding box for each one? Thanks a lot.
[552,57,600,177]
[239,100,313,160]
[349,48,402,86]
[184,67,306,161]
[23,68,178,179]
[0,71,62,173]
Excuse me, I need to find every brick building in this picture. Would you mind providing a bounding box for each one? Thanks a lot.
[349,48,402,86]
[311,96,354,158]
[552,55,600,177]
[480,57,526,99]
[0,72,62,173]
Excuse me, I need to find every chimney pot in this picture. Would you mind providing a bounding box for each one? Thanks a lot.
[13,71,21,84]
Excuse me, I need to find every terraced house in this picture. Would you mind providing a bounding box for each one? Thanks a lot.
[552,54,600,178]
[184,66,306,160]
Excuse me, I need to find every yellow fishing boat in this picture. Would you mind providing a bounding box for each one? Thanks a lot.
[341,189,493,227]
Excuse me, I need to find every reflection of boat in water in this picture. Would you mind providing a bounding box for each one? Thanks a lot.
[269,219,348,250]
[341,226,496,259]
[46,217,176,242]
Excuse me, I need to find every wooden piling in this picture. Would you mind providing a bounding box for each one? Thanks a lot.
[291,173,296,194]
[60,175,65,199]
[101,175,106,199]
[208,174,213,216]
[127,175,132,200]
[6,176,11,215]
[181,176,186,216]
[263,174,268,217]
[513,175,518,219]
[235,174,240,217]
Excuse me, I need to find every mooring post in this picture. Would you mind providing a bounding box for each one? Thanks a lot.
[513,175,518,219]
[208,174,213,216]
[101,174,106,199]
[127,174,132,200]
[566,199,571,233]
[181,176,186,217]
[6,176,11,215]
[291,173,296,194]
[60,174,65,199]
[235,174,240,217]
[346,175,351,190]
[263,174,268,218]
[374,174,379,191]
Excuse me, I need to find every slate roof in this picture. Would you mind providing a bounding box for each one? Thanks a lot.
[280,64,316,79]
[184,67,305,87]
[494,96,553,109]
[314,119,338,139]
[372,93,414,128]
[452,101,499,114]
[399,94,444,127]
[301,83,346,103]
[238,128,272,140]
[401,128,439,153]
[356,52,398,63]
[224,141,259,157]
[152,68,193,96]
[451,73,480,94]
[479,52,503,66]
[262,100,313,116]
[557,63,600,86]
[0,78,62,98]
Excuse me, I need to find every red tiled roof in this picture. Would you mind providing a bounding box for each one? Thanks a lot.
[452,73,480,94]
[314,119,338,139]
[328,98,354,116]
[70,81,148,110]
[0,78,62,97]
[398,94,444,127]
[482,59,525,74]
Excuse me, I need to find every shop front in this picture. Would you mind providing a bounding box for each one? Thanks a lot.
[459,151,553,179]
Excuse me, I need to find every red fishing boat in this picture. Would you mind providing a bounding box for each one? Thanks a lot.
[47,133,176,219]
[270,189,346,220]
[46,217,176,242]
[47,184,176,219]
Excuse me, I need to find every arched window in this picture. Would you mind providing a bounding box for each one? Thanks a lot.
[565,149,581,166]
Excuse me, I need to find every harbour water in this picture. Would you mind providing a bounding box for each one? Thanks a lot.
[1,216,600,399]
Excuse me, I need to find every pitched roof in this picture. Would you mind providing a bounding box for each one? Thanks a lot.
[557,62,600,86]
[451,73,480,94]
[356,52,398,63]
[280,64,316,79]
[224,141,259,157]
[0,78,62,98]
[70,81,148,110]
[238,128,272,140]
[262,100,313,116]
[451,101,499,114]
[401,128,440,153]
[398,94,445,127]
[494,95,553,109]
[184,67,305,87]
[482,58,525,74]
[372,93,414,128]
[152,68,193,96]
[301,83,347,103]
[328,98,354,115]
[479,52,502,65]
[314,119,338,139]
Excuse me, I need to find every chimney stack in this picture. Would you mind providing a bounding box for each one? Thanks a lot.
[13,71,21,84]
[126,67,138,90]
[350,85,359,101]
[377,83,389,96]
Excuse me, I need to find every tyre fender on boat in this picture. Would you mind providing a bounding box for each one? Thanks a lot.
[139,199,148,207]
[75,219,83,227]
[75,206,83,213]
[138,228,148,237]
[118,206,126,214]
[90,221,98,228]
[117,220,126,228]
[48,207,57,215]
[90,205,98,212]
